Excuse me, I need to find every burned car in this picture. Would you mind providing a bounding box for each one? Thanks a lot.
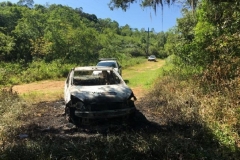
[64,66,137,125]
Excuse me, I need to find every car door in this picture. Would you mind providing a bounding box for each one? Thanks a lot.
[117,62,122,75]
[64,70,73,104]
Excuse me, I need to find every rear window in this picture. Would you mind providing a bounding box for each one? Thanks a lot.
[97,61,117,68]
[74,70,93,77]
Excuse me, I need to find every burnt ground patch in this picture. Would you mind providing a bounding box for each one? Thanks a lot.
[15,99,167,138]
[2,99,240,160]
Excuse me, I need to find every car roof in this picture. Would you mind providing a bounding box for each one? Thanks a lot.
[99,58,117,61]
[73,66,114,71]
[98,60,117,63]
[98,58,118,63]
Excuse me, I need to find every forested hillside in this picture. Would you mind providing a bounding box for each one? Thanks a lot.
[0,1,168,64]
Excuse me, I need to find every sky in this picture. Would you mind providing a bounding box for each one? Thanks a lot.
[1,0,183,32]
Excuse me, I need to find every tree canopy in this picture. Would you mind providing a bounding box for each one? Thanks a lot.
[1,0,239,84]
[108,0,198,11]
[108,0,237,12]
[0,1,169,64]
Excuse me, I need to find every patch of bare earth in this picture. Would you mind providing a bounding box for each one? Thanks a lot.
[13,80,64,94]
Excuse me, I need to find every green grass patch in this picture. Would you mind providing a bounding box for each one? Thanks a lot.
[122,59,165,88]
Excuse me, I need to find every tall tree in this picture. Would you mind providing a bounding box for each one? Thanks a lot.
[108,0,199,11]
[17,0,34,8]
[0,32,15,61]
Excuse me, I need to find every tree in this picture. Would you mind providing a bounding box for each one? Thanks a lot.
[0,32,15,61]
[164,28,180,56]
[120,24,132,36]
[108,0,238,13]
[108,0,199,11]
[17,0,34,8]
[13,8,46,62]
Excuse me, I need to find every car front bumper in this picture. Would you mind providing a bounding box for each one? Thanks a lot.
[75,107,136,118]
[148,59,156,61]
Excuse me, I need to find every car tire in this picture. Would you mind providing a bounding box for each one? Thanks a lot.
[65,106,81,125]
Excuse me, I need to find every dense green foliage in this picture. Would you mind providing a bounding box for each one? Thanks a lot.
[109,0,198,11]
[0,1,167,64]
[0,57,146,86]
[1,0,239,85]
[109,0,240,86]
[168,0,240,91]
[0,1,169,85]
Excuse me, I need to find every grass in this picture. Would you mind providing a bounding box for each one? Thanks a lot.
[122,59,165,88]
[14,80,65,103]
[139,62,240,158]
[20,90,63,104]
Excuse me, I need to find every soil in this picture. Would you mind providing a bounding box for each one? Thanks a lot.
[12,61,165,138]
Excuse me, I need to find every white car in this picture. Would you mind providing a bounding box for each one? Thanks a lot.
[148,55,157,62]
[64,66,136,125]
[96,58,122,76]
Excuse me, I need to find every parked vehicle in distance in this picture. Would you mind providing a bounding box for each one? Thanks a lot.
[96,58,122,76]
[64,66,137,125]
[148,55,157,62]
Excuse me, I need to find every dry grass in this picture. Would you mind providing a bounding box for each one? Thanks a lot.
[12,80,64,103]
[141,72,240,157]
[0,88,32,146]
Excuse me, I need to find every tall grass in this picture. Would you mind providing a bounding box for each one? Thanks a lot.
[0,60,73,86]
[0,87,31,145]
[0,57,146,86]
[141,60,240,158]
[120,56,146,69]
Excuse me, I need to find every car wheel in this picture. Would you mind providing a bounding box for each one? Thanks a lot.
[65,106,81,125]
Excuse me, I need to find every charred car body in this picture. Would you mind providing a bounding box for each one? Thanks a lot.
[64,66,137,125]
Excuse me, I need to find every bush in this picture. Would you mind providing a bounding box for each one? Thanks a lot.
[141,63,240,157]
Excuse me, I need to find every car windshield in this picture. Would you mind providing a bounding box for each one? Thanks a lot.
[73,69,121,86]
[149,55,156,58]
[97,61,117,68]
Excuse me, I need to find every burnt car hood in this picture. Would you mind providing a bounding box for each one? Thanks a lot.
[69,85,132,102]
